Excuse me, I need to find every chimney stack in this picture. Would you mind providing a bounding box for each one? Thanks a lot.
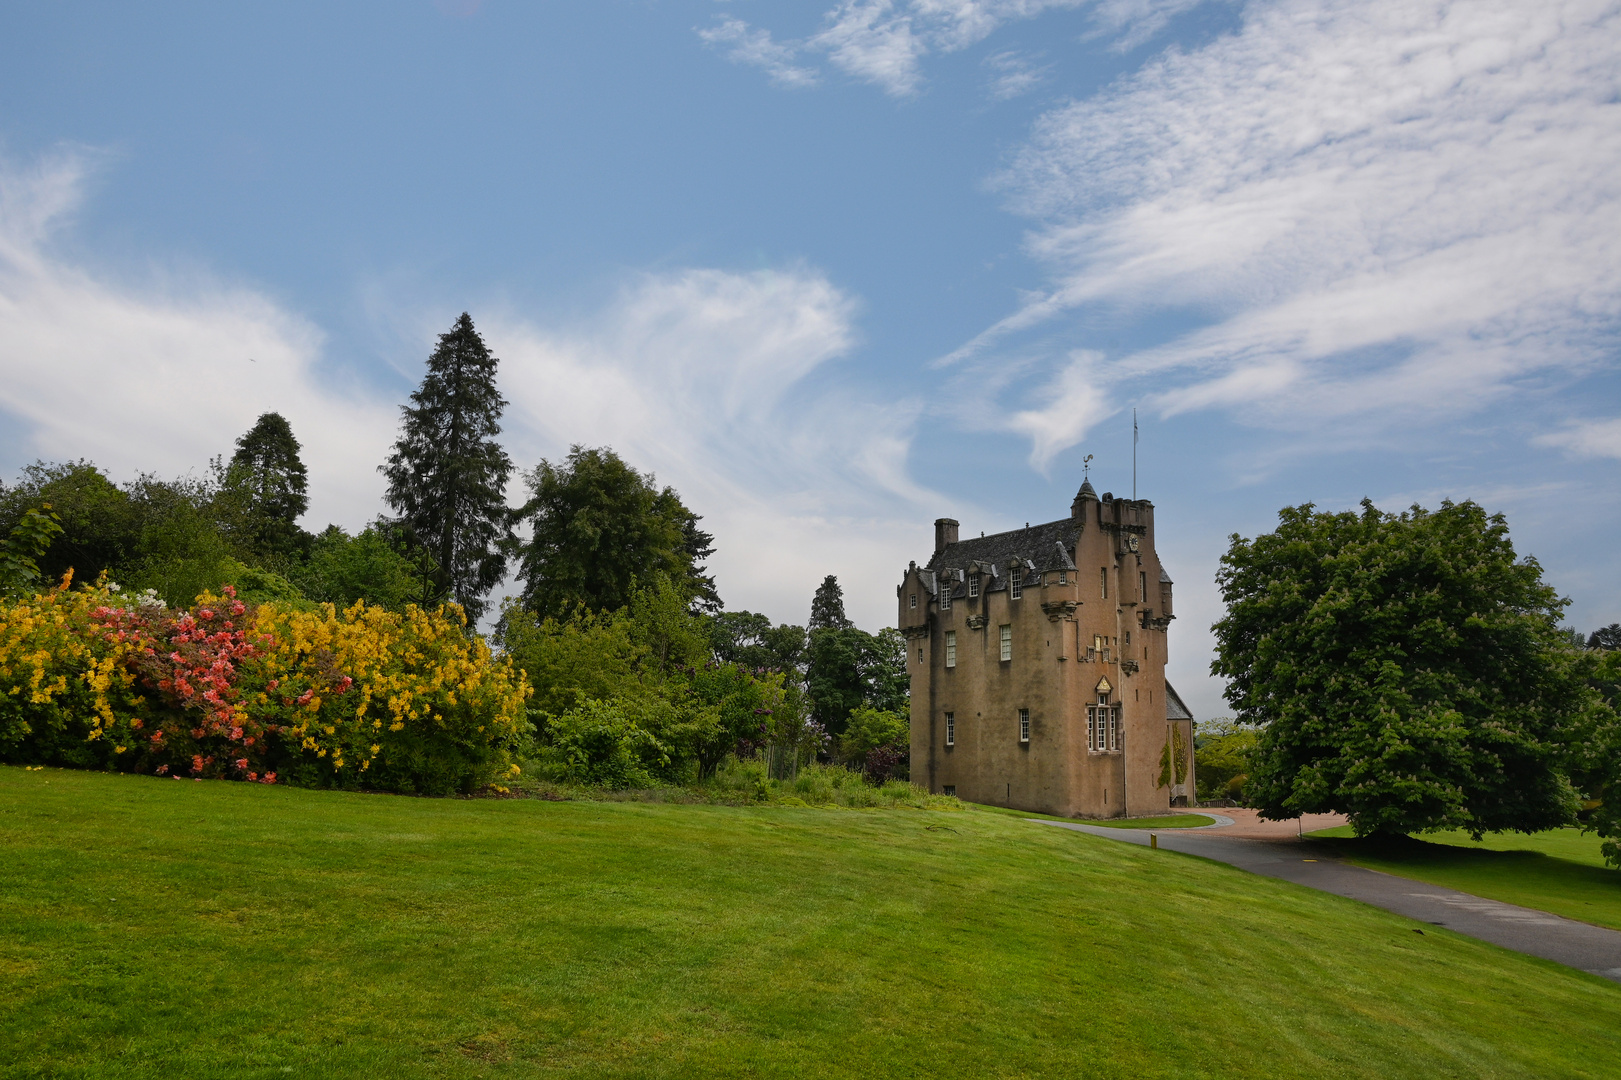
[934,518,959,554]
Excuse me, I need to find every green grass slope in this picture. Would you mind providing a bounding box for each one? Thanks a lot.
[2,767,1618,1080]
[1306,826,1621,932]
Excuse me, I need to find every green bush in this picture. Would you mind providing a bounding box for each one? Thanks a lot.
[546,699,669,789]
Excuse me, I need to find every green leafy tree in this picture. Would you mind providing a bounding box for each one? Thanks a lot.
[1213,499,1588,837]
[514,445,714,618]
[0,461,140,585]
[219,412,310,557]
[806,625,907,738]
[808,575,853,630]
[0,506,64,597]
[707,610,806,673]
[380,312,514,623]
[290,524,421,611]
[1193,719,1258,802]
[1590,624,1621,650]
[839,706,907,763]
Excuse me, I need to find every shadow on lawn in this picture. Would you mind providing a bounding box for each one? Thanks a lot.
[1312,833,1620,898]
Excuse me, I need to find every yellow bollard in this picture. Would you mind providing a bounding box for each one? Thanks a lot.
[1150,833,1158,850]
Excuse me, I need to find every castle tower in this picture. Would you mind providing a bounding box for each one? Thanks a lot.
[895,484,1192,817]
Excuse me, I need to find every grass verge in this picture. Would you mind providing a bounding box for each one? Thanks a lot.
[1305,825,1621,931]
[3,766,1619,1079]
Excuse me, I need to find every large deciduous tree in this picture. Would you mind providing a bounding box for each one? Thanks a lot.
[514,445,715,618]
[380,313,513,624]
[1212,498,1591,838]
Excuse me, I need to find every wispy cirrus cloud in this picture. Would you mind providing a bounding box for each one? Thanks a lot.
[489,266,941,625]
[955,0,1621,467]
[697,17,820,88]
[699,0,1204,98]
[983,49,1051,100]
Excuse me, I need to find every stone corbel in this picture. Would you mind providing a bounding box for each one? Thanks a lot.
[1041,600,1078,622]
[965,614,987,631]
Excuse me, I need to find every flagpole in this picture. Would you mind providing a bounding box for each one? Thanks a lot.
[1133,408,1138,500]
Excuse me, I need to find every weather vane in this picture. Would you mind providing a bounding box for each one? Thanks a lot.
[1083,453,1093,481]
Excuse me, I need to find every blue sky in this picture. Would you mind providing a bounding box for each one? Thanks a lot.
[2,0,1618,719]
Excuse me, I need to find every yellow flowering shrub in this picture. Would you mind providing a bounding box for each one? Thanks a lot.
[246,599,531,794]
[0,574,144,769]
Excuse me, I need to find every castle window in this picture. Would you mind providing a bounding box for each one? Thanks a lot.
[910,593,917,609]
[1124,631,1131,647]
[968,576,979,598]
[1089,692,1119,753]
[1010,574,1022,600]
[945,712,955,746]
[1018,708,1030,743]
[1100,568,1108,599]
[999,624,1012,661]
[945,631,957,668]
[1140,571,1147,602]
[941,586,952,611]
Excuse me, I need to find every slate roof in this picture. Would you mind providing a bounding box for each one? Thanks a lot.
[924,517,1081,595]
[1164,681,1194,722]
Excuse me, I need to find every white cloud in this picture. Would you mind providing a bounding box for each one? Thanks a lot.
[489,266,943,629]
[697,16,820,88]
[700,0,1200,98]
[811,1,931,97]
[1535,417,1621,461]
[963,0,1621,464]
[0,154,948,631]
[1004,350,1113,467]
[0,150,398,532]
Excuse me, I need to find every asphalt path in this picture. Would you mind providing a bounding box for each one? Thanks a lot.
[1034,819,1621,985]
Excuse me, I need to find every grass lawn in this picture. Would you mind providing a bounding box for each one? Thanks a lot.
[970,803,1216,829]
[1305,825,1621,932]
[2,769,1619,1079]
[1082,814,1217,830]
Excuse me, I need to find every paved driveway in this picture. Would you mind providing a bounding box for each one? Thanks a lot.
[1034,819,1621,985]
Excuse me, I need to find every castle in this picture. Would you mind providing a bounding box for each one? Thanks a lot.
[896,480,1195,818]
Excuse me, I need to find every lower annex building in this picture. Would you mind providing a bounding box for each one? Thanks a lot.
[896,479,1195,818]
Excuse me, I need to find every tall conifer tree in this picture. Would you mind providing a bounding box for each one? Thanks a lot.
[808,575,852,630]
[222,412,309,556]
[380,313,513,623]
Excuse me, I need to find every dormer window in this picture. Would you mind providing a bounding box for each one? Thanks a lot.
[968,576,979,598]
[941,586,952,611]
[1010,574,1022,600]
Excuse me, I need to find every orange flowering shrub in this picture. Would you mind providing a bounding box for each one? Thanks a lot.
[0,578,531,795]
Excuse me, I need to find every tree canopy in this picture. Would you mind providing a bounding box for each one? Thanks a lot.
[380,313,514,623]
[514,445,715,618]
[1212,499,1590,838]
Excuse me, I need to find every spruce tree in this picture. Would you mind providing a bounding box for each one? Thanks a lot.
[380,313,513,624]
[222,412,309,556]
[808,575,852,630]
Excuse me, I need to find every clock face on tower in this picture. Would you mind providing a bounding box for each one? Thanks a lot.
[1126,535,1140,553]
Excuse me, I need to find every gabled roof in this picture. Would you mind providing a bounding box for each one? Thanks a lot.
[926,517,1081,593]
[1165,681,1194,722]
